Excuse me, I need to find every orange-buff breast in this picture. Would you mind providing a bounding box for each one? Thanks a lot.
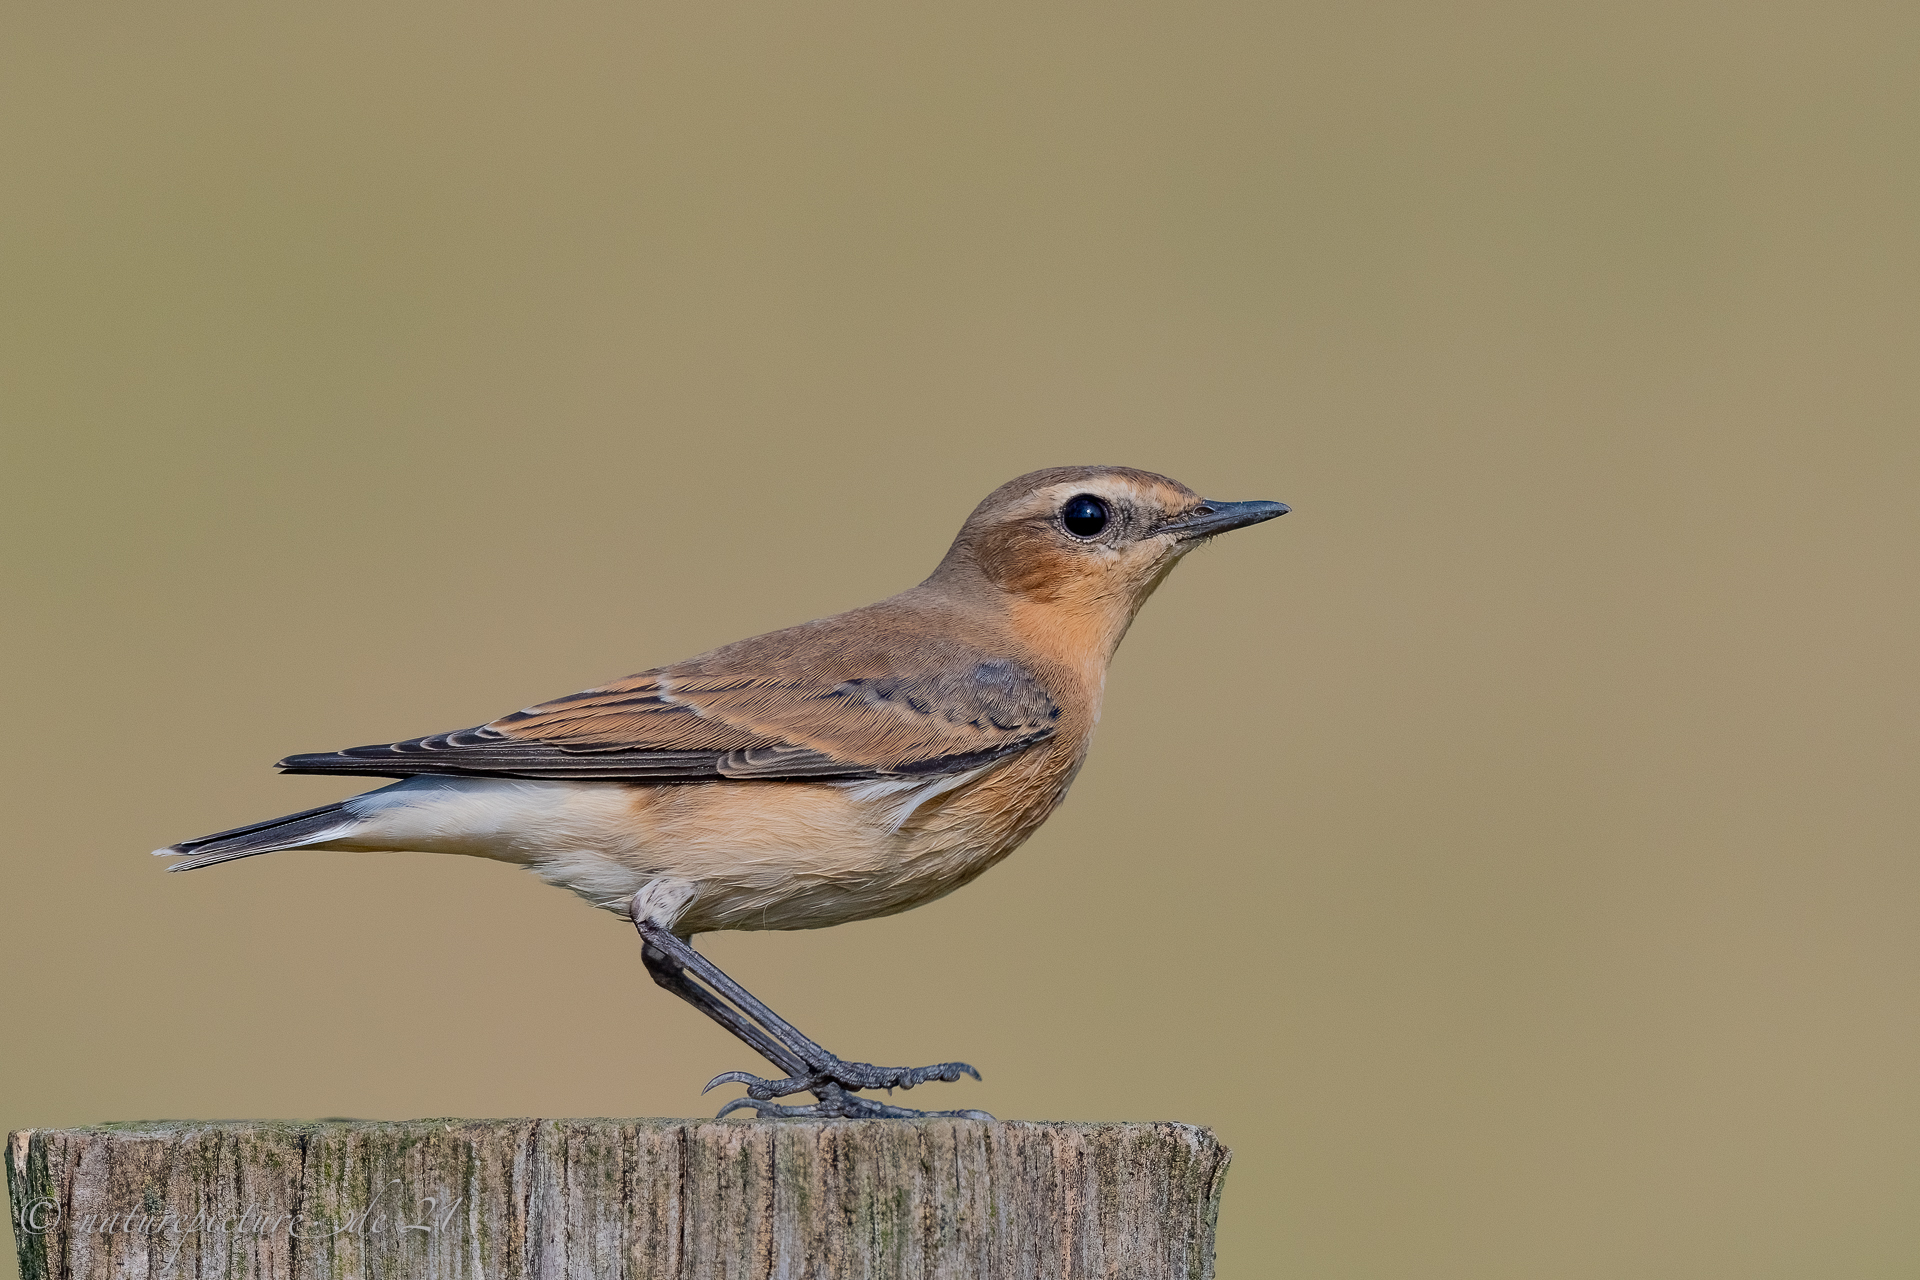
[611,731,1089,933]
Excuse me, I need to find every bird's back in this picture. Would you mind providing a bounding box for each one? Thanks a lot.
[278,585,1080,787]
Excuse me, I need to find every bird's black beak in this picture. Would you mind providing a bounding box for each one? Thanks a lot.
[1160,498,1290,539]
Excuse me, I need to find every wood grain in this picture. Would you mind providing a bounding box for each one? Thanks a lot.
[8,1118,1229,1279]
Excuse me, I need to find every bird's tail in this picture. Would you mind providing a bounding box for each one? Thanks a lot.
[154,801,362,872]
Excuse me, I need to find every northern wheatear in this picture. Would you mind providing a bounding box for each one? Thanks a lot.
[159,467,1287,1118]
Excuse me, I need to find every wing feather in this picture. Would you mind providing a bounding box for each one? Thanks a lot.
[278,610,1060,783]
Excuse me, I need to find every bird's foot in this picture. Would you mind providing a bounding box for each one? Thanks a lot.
[714,1083,993,1121]
[707,1056,979,1099]
[705,1060,988,1120]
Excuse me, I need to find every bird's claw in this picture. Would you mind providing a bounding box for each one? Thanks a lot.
[716,1084,993,1122]
[707,1058,984,1114]
[703,1069,811,1098]
[708,1058,979,1098]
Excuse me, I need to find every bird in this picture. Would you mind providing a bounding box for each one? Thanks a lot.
[156,466,1288,1118]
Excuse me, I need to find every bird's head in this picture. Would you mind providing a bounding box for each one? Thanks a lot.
[928,466,1288,657]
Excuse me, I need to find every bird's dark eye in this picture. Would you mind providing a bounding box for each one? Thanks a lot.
[1061,494,1109,538]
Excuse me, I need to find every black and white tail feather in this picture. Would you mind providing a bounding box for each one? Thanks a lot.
[154,802,361,872]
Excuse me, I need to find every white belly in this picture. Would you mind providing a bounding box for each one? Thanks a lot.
[319,771,1004,933]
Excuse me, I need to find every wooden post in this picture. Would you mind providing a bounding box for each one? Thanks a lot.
[10,1118,1229,1279]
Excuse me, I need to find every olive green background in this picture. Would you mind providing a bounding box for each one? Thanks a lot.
[4,3,1915,1276]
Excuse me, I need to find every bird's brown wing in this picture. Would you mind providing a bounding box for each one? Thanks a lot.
[276,630,1060,783]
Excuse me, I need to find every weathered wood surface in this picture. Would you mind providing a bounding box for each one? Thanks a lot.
[9,1118,1229,1279]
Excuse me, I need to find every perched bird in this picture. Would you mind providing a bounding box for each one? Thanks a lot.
[158,466,1287,1117]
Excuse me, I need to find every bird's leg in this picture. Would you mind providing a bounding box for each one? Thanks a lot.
[629,898,990,1120]
[637,934,807,1079]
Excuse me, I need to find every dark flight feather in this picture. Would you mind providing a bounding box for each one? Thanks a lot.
[278,599,1061,784]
